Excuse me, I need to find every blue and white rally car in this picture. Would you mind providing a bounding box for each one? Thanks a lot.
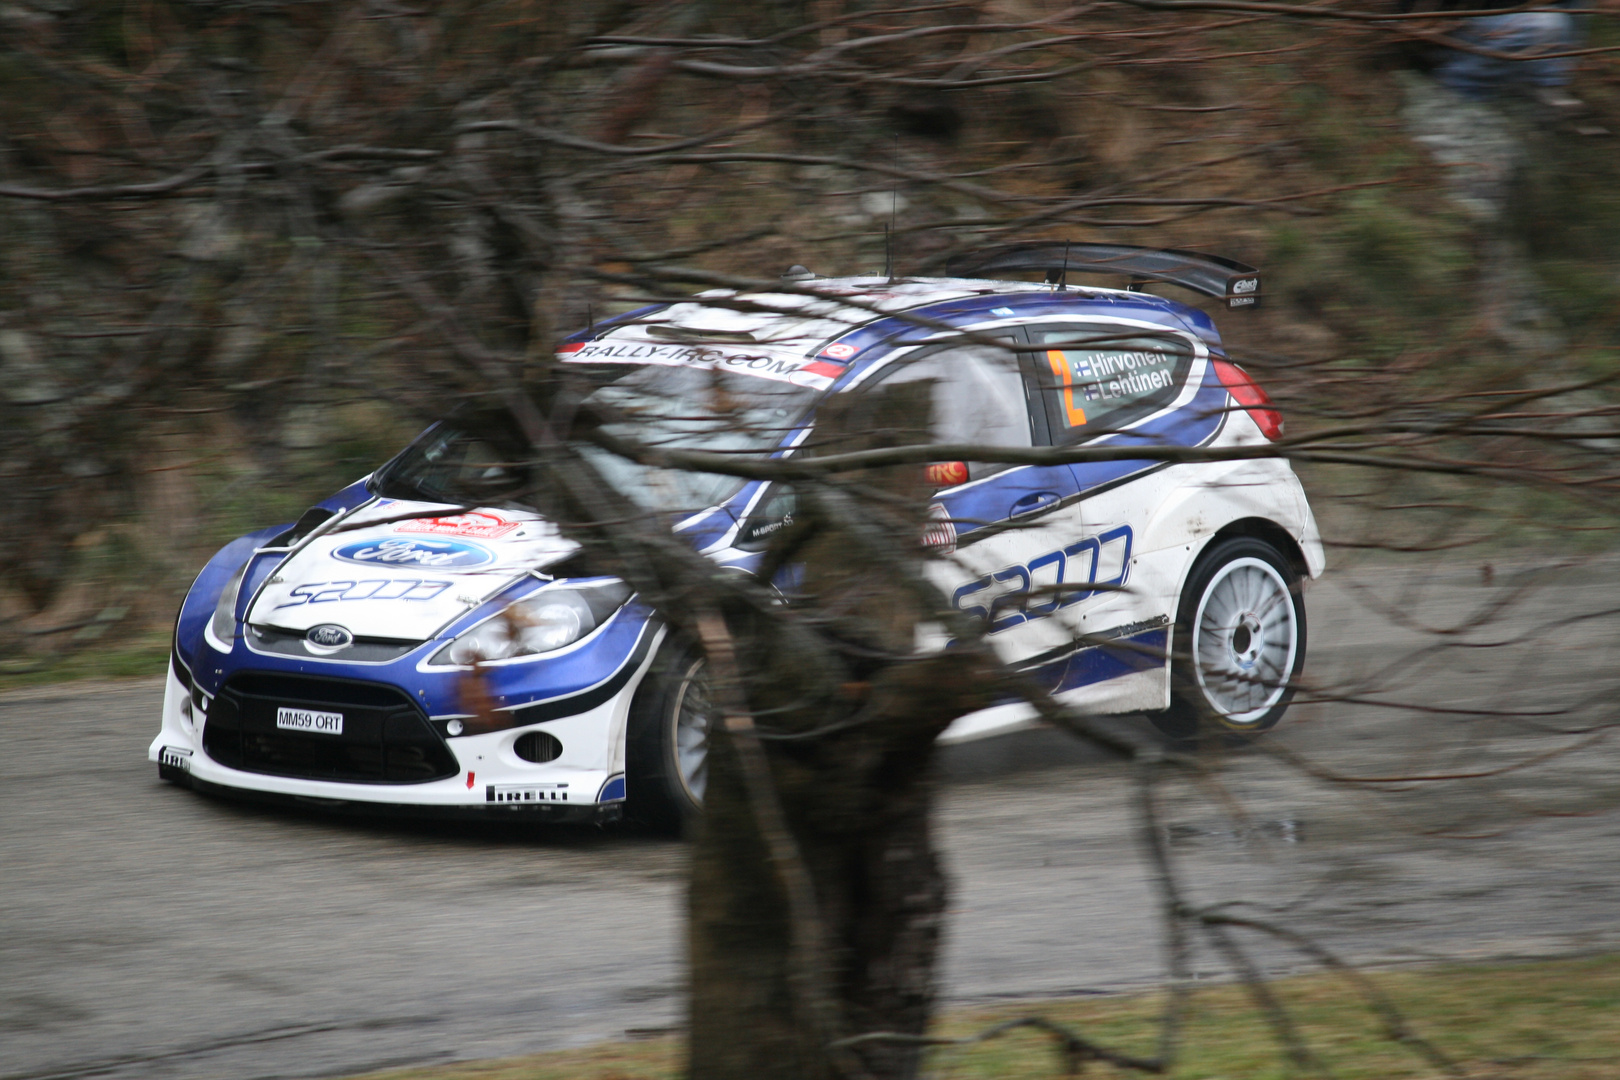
[152,244,1323,825]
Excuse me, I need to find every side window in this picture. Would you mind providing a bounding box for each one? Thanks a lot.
[876,343,1034,479]
[1029,328,1193,443]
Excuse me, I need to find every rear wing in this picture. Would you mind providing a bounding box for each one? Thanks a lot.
[945,242,1262,310]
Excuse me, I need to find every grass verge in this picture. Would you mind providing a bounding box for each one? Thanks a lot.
[0,631,170,693]
[348,956,1620,1080]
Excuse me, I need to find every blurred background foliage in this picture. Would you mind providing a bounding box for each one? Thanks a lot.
[0,0,1617,678]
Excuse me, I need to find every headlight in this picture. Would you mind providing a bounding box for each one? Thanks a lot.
[430,582,632,666]
[208,563,249,650]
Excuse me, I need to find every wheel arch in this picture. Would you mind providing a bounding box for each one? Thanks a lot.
[1206,516,1310,581]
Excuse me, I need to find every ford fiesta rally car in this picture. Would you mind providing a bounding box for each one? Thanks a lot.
[152,243,1324,826]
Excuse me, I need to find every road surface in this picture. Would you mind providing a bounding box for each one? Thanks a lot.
[4,559,1619,1079]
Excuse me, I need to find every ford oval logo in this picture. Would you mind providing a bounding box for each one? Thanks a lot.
[306,624,353,648]
[331,537,494,569]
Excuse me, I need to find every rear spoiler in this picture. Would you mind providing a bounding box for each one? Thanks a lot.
[945,242,1262,310]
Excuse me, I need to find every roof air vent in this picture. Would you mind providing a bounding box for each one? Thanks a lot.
[646,325,758,344]
[781,265,815,281]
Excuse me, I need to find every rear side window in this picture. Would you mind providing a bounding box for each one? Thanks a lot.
[1030,328,1193,442]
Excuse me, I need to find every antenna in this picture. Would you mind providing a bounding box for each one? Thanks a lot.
[885,133,898,282]
[1060,240,1070,290]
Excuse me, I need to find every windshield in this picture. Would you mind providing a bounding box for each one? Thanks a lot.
[370,420,531,508]
[371,364,817,514]
[573,363,817,514]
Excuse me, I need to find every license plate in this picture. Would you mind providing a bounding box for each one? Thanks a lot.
[276,707,344,735]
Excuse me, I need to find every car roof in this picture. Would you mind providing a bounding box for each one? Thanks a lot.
[574,277,1219,347]
[557,276,1222,394]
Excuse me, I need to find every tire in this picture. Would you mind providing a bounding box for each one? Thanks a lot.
[625,646,713,832]
[1151,536,1307,741]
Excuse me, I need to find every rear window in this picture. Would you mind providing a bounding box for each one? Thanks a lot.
[1030,328,1193,442]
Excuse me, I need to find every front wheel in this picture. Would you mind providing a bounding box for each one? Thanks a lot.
[1152,536,1306,741]
[625,648,713,832]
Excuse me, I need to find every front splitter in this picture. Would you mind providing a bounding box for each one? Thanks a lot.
[161,766,622,824]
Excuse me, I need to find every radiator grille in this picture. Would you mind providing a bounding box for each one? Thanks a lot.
[202,673,457,784]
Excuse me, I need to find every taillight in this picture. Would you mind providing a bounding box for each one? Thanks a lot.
[1213,359,1283,441]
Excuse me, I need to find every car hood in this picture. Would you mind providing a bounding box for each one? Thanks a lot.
[247,499,579,641]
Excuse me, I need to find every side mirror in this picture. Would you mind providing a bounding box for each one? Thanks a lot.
[925,461,969,489]
[734,485,798,552]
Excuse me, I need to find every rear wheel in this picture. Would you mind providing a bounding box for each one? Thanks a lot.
[1152,536,1306,741]
[625,647,713,832]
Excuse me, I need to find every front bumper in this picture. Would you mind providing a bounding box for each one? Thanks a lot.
[149,660,638,820]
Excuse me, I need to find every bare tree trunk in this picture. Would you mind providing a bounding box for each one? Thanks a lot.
[687,387,999,1080]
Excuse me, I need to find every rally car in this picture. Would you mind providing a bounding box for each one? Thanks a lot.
[151,243,1323,827]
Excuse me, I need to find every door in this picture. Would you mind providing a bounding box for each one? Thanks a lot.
[1020,322,1205,707]
[870,338,1089,690]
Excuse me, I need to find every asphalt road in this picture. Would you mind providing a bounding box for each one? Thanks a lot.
[5,558,1620,1080]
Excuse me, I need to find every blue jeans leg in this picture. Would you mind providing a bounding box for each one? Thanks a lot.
[1436,12,1577,97]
